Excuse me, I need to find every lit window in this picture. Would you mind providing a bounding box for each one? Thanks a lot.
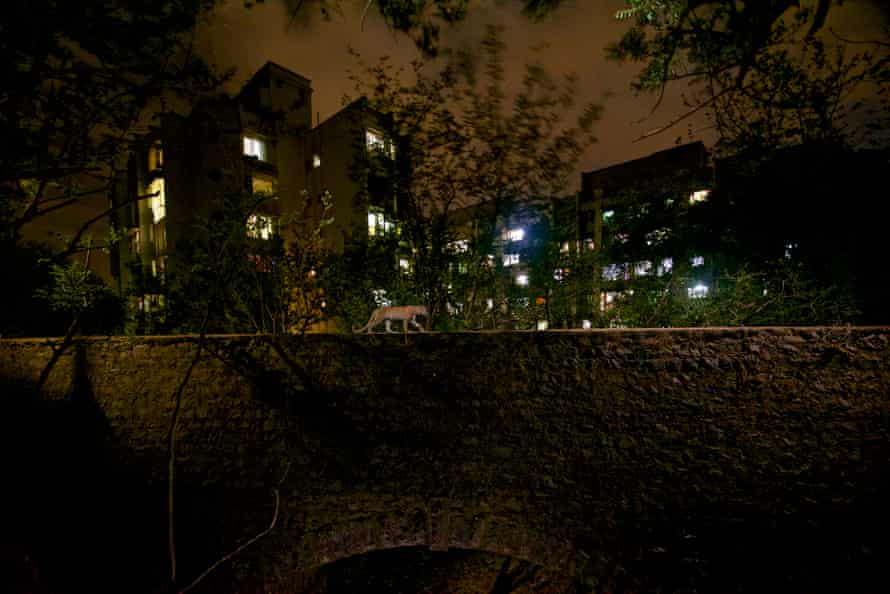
[372,289,391,307]
[247,214,276,239]
[503,253,520,267]
[603,210,615,221]
[155,223,167,253]
[646,228,669,246]
[148,143,163,171]
[691,255,705,267]
[128,228,140,255]
[689,189,710,204]
[502,228,524,242]
[148,178,166,223]
[581,319,592,329]
[536,320,549,331]
[657,257,673,276]
[515,274,529,286]
[634,261,652,277]
[602,264,621,282]
[560,241,570,254]
[448,239,469,253]
[138,294,164,312]
[399,258,410,273]
[368,209,395,238]
[602,263,630,281]
[251,177,276,196]
[366,129,384,149]
[688,283,709,299]
[486,298,494,310]
[600,290,621,311]
[243,136,267,161]
[313,154,321,168]
[366,129,394,157]
[584,238,595,251]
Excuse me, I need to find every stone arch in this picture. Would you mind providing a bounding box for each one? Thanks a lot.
[288,498,576,574]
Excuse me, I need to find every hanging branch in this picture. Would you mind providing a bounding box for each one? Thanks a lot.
[166,310,210,585]
[178,465,288,594]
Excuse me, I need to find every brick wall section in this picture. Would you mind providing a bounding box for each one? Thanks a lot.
[1,328,888,590]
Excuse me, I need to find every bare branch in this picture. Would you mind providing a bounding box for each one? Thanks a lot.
[53,190,159,261]
[167,315,210,585]
[829,28,890,49]
[360,0,374,31]
[178,488,281,594]
[633,85,736,142]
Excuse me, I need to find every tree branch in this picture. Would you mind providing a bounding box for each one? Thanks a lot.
[178,487,282,594]
[54,190,159,261]
[167,315,210,586]
[829,28,890,49]
[633,85,737,142]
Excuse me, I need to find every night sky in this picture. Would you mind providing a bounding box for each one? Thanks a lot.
[197,0,889,188]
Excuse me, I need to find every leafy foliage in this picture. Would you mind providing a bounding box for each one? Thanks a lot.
[166,186,334,335]
[1,0,223,246]
[345,25,601,327]
[608,0,889,151]
[34,261,125,334]
[587,149,869,328]
[266,0,565,56]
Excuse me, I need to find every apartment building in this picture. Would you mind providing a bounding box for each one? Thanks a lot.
[442,197,578,328]
[579,142,715,318]
[111,62,399,317]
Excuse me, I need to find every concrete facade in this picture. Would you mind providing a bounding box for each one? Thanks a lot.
[112,63,398,304]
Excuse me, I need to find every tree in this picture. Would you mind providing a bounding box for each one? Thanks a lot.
[165,184,334,335]
[587,153,864,328]
[608,0,889,149]
[1,0,222,249]
[344,25,601,328]
[265,0,566,56]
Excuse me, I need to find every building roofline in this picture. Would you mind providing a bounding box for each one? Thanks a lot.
[237,61,312,99]
[582,141,707,178]
[315,97,388,131]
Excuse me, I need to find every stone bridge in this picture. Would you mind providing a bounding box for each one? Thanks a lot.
[1,328,888,593]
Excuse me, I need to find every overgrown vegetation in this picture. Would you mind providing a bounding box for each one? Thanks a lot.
[338,25,600,329]
[0,0,223,337]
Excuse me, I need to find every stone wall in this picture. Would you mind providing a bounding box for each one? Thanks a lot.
[1,328,888,593]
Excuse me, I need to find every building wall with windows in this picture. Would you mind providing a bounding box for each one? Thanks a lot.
[579,142,715,322]
[301,99,399,253]
[114,63,401,314]
[444,199,578,328]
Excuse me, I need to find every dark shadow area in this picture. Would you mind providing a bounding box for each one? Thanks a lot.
[296,546,572,594]
[600,451,890,594]
[203,336,497,500]
[0,345,228,594]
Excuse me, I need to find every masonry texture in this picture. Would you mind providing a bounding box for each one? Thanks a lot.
[1,328,888,593]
